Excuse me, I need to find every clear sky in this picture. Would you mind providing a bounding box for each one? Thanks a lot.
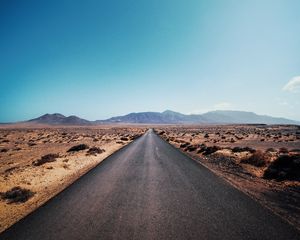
[1,0,300,122]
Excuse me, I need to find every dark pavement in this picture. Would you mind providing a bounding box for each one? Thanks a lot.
[1,129,299,240]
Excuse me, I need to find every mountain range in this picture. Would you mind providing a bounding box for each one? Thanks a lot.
[13,110,300,125]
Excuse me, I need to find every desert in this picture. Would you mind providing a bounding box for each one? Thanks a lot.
[155,124,300,229]
[0,126,146,232]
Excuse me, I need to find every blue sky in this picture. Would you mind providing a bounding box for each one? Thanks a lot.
[1,0,300,122]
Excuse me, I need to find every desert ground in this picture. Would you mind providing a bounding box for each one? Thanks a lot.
[1,124,300,234]
[155,124,300,230]
[0,126,146,232]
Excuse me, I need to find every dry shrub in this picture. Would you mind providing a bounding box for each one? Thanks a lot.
[203,146,221,155]
[266,148,276,152]
[33,153,59,166]
[263,154,300,181]
[290,149,300,154]
[86,147,105,156]
[120,137,128,141]
[28,142,37,146]
[232,146,256,153]
[197,145,220,155]
[180,142,190,149]
[240,150,268,167]
[185,145,198,152]
[279,147,288,154]
[67,144,89,152]
[1,187,34,203]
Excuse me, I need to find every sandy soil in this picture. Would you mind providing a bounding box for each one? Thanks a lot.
[0,126,146,233]
[155,125,300,230]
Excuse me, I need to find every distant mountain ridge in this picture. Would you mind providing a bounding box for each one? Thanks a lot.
[28,113,91,125]
[98,110,299,125]
[20,110,300,125]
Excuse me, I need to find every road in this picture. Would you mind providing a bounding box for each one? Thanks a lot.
[1,129,299,240]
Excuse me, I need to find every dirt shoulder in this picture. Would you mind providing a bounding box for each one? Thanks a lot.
[0,127,146,233]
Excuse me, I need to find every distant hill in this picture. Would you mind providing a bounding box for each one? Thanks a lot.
[4,110,300,125]
[28,113,91,125]
[99,110,299,125]
[200,110,299,125]
[95,110,205,124]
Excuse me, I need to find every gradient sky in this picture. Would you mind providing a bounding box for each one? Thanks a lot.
[1,0,300,122]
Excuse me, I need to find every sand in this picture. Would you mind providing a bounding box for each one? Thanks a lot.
[0,126,146,232]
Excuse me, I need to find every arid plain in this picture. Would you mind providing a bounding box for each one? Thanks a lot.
[0,124,300,233]
[0,126,146,232]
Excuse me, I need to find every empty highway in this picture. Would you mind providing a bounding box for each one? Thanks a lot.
[1,129,299,240]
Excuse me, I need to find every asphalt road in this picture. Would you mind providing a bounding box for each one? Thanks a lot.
[1,129,299,240]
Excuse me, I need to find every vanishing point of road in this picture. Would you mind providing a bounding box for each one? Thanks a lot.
[1,129,299,240]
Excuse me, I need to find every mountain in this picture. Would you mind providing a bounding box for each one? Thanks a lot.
[96,110,204,124]
[100,110,299,125]
[201,110,299,125]
[6,110,299,125]
[28,113,91,125]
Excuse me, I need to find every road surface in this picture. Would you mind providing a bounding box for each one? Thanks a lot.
[1,129,299,240]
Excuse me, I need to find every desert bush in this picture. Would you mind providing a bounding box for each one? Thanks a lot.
[197,144,207,153]
[4,166,18,173]
[279,147,288,154]
[28,142,37,146]
[232,147,256,153]
[33,153,59,166]
[266,148,276,152]
[67,144,89,152]
[86,147,105,156]
[185,145,198,152]
[289,149,300,153]
[204,134,209,138]
[120,137,128,141]
[202,146,220,155]
[263,154,300,181]
[0,148,8,153]
[240,150,268,167]
[1,187,34,203]
[180,143,190,148]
